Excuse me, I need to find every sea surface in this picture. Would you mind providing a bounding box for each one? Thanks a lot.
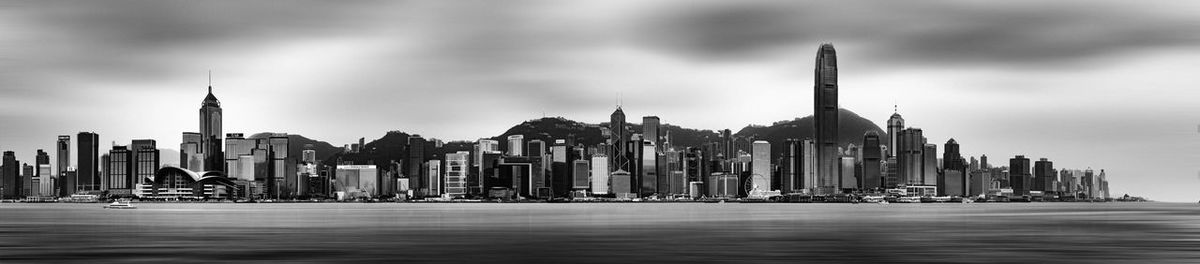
[1,202,1198,263]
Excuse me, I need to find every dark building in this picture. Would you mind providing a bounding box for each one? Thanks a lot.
[886,110,904,158]
[980,155,989,170]
[898,128,925,186]
[943,139,965,172]
[2,151,20,199]
[781,139,801,193]
[643,116,660,147]
[1010,155,1032,196]
[1034,158,1055,193]
[56,135,71,196]
[861,132,883,191]
[35,150,49,196]
[131,140,160,186]
[572,159,589,193]
[199,85,224,172]
[610,106,627,173]
[814,43,840,194]
[407,135,426,196]
[106,146,133,195]
[77,132,100,193]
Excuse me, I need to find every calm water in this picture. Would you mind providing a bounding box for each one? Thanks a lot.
[1,202,1198,263]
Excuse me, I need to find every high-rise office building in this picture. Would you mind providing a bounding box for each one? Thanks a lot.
[898,128,925,186]
[408,135,426,195]
[1010,155,1032,196]
[610,106,627,172]
[56,135,70,196]
[1034,158,1055,193]
[643,116,660,147]
[802,138,817,193]
[862,132,882,190]
[943,139,964,172]
[224,133,257,181]
[572,159,589,193]
[199,84,223,172]
[507,135,524,157]
[781,139,801,194]
[37,164,52,197]
[750,140,771,192]
[886,109,904,158]
[426,160,442,196]
[301,149,317,164]
[1,151,19,199]
[922,144,937,186]
[106,146,133,194]
[591,154,609,195]
[131,139,159,186]
[839,156,857,191]
[640,141,657,196]
[527,139,545,158]
[814,44,840,196]
[77,132,100,193]
[445,152,468,198]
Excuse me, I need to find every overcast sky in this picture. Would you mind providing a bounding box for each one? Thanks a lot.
[1,0,1198,201]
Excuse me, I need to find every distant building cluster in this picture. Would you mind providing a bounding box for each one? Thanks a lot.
[0,44,1114,202]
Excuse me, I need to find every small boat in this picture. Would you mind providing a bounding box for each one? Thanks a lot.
[103,201,137,209]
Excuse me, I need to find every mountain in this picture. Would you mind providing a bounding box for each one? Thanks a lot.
[328,108,885,166]
[735,108,887,150]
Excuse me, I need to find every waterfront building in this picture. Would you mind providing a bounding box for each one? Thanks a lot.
[335,165,378,200]
[37,164,52,197]
[802,138,817,193]
[610,170,632,198]
[751,140,771,192]
[814,44,840,198]
[1010,155,1032,196]
[781,139,801,194]
[224,133,256,180]
[1034,158,1055,193]
[408,135,426,195]
[839,156,856,191]
[643,116,661,147]
[444,152,468,198]
[572,159,589,195]
[898,128,925,186]
[141,166,235,200]
[591,154,609,195]
[426,160,442,196]
[886,109,904,158]
[707,172,739,198]
[862,132,883,191]
[922,144,938,186]
[77,132,100,193]
[1,151,19,199]
[105,145,133,196]
[640,141,657,196]
[131,140,159,186]
[56,135,70,196]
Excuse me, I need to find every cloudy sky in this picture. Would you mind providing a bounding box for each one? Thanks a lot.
[1,0,1198,201]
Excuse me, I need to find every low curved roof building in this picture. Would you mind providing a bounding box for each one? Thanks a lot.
[139,165,236,199]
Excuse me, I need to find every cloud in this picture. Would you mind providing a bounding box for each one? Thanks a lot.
[629,0,1200,69]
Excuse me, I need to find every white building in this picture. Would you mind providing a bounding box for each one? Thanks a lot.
[751,140,771,192]
[591,154,609,194]
[335,165,377,200]
[444,152,468,198]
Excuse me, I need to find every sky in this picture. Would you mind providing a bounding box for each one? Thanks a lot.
[1,0,1198,201]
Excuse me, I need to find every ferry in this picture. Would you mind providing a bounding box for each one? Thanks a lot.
[896,196,922,203]
[103,200,137,209]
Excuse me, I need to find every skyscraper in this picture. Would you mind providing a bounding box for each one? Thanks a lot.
[131,139,159,186]
[200,84,223,172]
[943,139,964,171]
[1010,155,1032,196]
[922,144,937,186]
[591,154,609,195]
[643,116,660,147]
[802,138,817,193]
[35,150,50,197]
[1034,158,1055,193]
[862,132,882,190]
[56,135,71,196]
[77,132,99,193]
[814,44,840,196]
[610,106,627,172]
[181,132,204,171]
[898,128,925,186]
[781,139,801,194]
[106,146,133,195]
[750,140,771,192]
[408,135,426,195]
[1,151,19,199]
[886,109,904,158]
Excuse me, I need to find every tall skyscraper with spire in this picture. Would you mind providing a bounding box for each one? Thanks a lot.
[200,83,223,172]
[610,106,627,172]
[813,44,839,194]
[886,107,904,158]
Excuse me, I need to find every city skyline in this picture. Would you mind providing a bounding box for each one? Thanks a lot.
[1,1,1199,202]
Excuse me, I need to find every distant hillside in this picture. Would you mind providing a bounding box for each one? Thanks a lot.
[326,108,885,167]
[735,108,886,149]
